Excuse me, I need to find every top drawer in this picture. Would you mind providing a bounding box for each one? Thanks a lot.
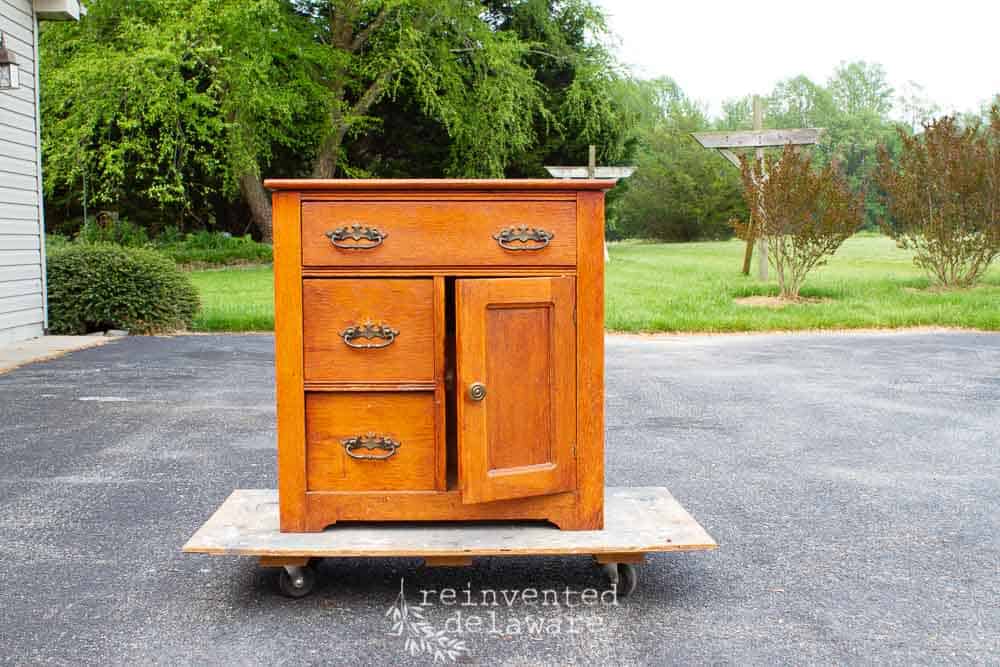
[301,200,577,267]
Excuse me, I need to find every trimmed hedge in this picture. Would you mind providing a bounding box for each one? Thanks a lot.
[53,221,273,267]
[157,230,272,266]
[47,244,200,334]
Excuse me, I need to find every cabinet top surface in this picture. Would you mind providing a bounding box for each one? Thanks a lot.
[263,178,613,193]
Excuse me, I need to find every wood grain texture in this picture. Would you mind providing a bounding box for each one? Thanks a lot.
[456,277,576,505]
[264,179,614,192]
[305,393,437,492]
[272,182,607,532]
[303,267,577,278]
[183,487,719,556]
[691,128,823,149]
[433,276,447,491]
[594,553,646,565]
[423,556,474,567]
[303,488,578,531]
[301,200,576,267]
[258,556,310,568]
[272,190,306,531]
[302,279,435,383]
[575,191,606,530]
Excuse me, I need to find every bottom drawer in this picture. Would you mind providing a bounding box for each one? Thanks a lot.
[305,392,437,492]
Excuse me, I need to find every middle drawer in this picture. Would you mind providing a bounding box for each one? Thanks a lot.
[302,278,436,384]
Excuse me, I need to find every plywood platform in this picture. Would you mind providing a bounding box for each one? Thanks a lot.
[182,487,717,558]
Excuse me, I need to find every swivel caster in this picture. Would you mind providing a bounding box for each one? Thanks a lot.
[278,564,316,598]
[601,562,638,597]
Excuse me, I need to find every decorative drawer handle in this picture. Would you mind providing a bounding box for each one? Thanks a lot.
[493,226,554,251]
[340,322,399,349]
[341,434,401,460]
[326,224,388,250]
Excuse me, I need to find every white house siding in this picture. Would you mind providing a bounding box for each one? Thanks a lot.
[0,0,45,344]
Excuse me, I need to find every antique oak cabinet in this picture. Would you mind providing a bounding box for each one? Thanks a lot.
[264,179,609,532]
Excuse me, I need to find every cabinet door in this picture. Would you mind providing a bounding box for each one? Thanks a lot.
[456,277,576,504]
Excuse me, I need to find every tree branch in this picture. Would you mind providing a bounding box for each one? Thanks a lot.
[350,6,390,53]
[351,69,394,118]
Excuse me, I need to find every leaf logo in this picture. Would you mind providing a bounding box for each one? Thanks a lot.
[387,578,470,663]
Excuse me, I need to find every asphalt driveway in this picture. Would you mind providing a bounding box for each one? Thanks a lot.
[0,332,996,665]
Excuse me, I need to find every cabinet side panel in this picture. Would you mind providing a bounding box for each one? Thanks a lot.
[273,190,307,531]
[576,191,606,529]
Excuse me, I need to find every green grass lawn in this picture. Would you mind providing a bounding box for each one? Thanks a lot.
[189,235,1000,333]
[189,265,276,332]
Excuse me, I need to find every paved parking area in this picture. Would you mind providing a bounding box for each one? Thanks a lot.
[0,332,996,664]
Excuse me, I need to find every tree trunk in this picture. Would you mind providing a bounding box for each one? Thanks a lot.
[240,172,273,243]
[312,123,349,179]
[741,232,755,275]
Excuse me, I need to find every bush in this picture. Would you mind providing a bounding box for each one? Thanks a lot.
[878,110,1000,288]
[738,145,864,299]
[76,217,150,247]
[47,244,200,334]
[45,234,72,252]
[156,230,272,266]
[61,220,273,267]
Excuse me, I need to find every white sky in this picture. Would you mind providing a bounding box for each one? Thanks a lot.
[595,0,1000,118]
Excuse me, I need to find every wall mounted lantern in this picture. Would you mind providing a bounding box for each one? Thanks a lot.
[0,33,20,90]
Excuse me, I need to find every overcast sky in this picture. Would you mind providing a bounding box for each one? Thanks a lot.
[594,0,1000,119]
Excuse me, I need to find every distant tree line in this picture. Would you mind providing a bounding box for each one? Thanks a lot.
[612,63,1000,242]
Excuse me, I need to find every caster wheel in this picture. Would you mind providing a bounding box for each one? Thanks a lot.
[601,562,638,598]
[618,563,638,597]
[278,566,316,598]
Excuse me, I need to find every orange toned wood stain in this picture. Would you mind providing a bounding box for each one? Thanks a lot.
[269,181,608,532]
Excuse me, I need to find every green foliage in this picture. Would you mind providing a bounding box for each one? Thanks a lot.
[740,146,865,299]
[40,0,632,238]
[44,234,72,252]
[57,217,271,266]
[878,110,1000,287]
[157,230,273,265]
[715,62,902,230]
[47,244,200,334]
[76,218,151,247]
[612,78,744,241]
[40,0,331,229]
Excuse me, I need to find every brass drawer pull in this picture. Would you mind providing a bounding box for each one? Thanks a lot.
[493,226,554,251]
[326,224,388,250]
[340,322,399,349]
[341,434,401,460]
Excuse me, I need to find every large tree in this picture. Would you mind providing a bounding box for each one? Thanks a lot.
[41,0,631,241]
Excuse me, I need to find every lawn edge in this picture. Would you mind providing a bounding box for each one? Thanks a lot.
[607,325,997,338]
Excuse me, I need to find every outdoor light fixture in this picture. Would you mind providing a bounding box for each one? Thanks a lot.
[0,33,20,90]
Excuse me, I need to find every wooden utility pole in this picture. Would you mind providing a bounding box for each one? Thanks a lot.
[753,96,767,281]
[691,100,823,279]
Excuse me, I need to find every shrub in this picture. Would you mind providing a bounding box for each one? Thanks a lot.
[878,110,1000,288]
[156,230,272,266]
[738,145,865,299]
[47,244,200,334]
[76,217,150,247]
[45,234,72,252]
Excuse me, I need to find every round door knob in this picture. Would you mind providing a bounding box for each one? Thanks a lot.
[468,382,487,401]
